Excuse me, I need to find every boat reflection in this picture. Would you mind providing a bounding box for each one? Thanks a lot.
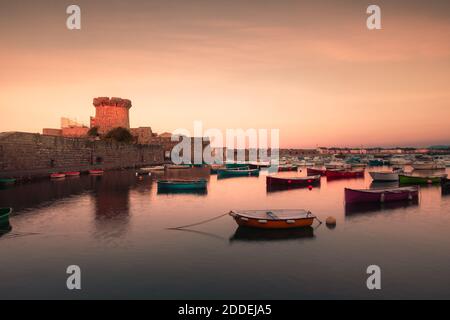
[370,181,399,189]
[229,226,315,243]
[157,188,208,196]
[0,224,12,238]
[345,199,419,216]
[266,184,320,193]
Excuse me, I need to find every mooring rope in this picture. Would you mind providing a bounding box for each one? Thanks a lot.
[167,212,230,230]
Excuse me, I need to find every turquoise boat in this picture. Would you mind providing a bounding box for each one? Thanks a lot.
[0,208,12,226]
[0,178,16,185]
[368,159,384,166]
[157,179,207,191]
[225,163,249,169]
[218,168,260,178]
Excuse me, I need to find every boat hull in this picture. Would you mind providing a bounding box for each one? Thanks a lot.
[399,175,443,185]
[0,208,12,226]
[412,163,446,170]
[0,178,16,185]
[326,170,364,179]
[233,216,315,229]
[225,163,249,169]
[89,170,104,176]
[306,168,326,176]
[64,172,80,177]
[266,175,320,188]
[218,168,260,178]
[50,173,65,179]
[277,165,298,172]
[369,172,399,182]
[345,187,419,204]
[230,210,315,229]
[368,160,384,166]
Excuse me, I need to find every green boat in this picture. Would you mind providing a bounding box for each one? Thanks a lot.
[399,174,444,185]
[0,178,16,185]
[225,163,249,169]
[218,168,260,178]
[0,208,12,226]
[157,179,207,191]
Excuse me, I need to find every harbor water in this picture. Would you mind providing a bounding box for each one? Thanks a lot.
[1,167,450,299]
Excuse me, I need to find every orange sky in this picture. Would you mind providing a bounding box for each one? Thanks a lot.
[1,0,449,148]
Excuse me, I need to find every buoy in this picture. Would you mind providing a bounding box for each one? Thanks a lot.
[326,216,336,226]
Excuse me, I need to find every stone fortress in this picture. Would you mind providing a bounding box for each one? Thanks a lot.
[43,97,171,145]
[0,97,209,179]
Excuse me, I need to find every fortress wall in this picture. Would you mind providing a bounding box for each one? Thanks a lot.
[0,132,164,179]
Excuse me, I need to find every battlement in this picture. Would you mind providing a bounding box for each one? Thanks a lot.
[93,97,132,109]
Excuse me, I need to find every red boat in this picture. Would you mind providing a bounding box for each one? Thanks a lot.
[64,171,80,177]
[345,186,419,204]
[89,170,104,176]
[50,173,65,179]
[325,169,364,179]
[306,168,326,176]
[266,175,320,188]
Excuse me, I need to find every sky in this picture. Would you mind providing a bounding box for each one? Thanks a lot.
[0,0,449,148]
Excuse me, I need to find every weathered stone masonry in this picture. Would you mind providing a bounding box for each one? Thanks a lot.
[0,132,164,178]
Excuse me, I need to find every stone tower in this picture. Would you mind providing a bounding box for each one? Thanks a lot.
[91,97,132,134]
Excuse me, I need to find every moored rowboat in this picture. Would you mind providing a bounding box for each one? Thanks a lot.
[225,163,249,169]
[306,168,326,176]
[266,175,320,188]
[140,166,165,173]
[229,209,317,229]
[325,169,364,179]
[0,178,16,185]
[210,164,225,174]
[369,171,399,182]
[345,186,419,204]
[165,164,191,170]
[0,207,12,226]
[157,179,207,190]
[412,161,445,170]
[50,173,66,179]
[89,170,104,176]
[64,171,80,177]
[218,168,260,178]
[277,165,298,172]
[399,174,446,185]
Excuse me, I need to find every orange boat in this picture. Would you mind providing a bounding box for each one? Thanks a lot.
[229,209,317,229]
[89,170,104,176]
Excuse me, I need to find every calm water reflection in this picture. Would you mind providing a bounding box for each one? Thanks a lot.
[1,166,450,299]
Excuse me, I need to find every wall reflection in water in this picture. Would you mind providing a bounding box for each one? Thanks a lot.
[90,173,133,240]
